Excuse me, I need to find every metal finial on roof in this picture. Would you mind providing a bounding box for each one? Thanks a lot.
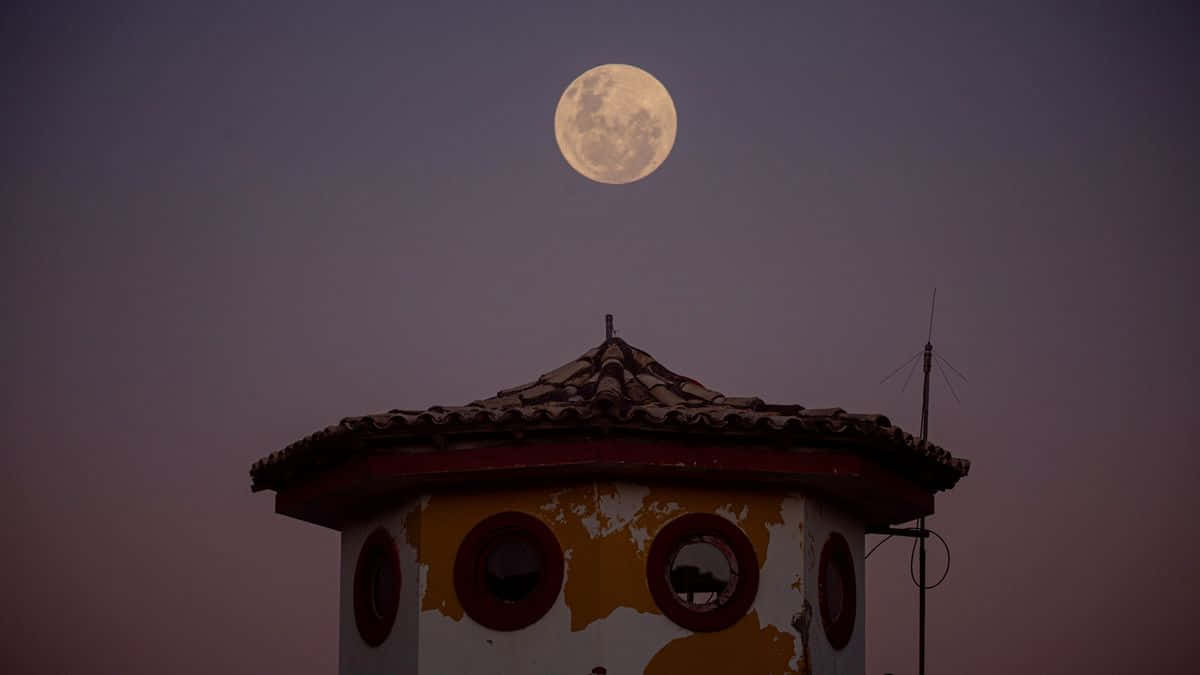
[605,314,614,340]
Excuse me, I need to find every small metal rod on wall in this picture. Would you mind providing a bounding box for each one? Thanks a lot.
[866,527,929,539]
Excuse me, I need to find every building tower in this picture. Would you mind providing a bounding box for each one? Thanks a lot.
[250,334,969,675]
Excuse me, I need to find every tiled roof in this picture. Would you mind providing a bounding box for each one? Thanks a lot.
[250,337,970,493]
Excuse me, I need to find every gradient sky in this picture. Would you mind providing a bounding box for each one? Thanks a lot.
[3,2,1198,674]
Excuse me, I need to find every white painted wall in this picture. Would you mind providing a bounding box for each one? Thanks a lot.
[339,498,421,675]
[803,498,866,675]
[758,493,811,671]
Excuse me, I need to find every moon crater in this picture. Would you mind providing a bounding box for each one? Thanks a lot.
[555,65,677,184]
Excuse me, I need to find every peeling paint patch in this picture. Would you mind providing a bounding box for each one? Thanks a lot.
[416,488,591,620]
[566,484,785,632]
[595,483,648,535]
[643,611,800,675]
[551,483,658,630]
[416,481,787,635]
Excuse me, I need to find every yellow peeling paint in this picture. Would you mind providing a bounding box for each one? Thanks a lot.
[416,488,561,620]
[547,483,660,629]
[643,611,800,675]
[416,481,786,633]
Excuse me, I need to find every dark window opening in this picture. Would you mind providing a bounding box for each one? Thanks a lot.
[821,553,846,622]
[819,531,856,650]
[369,549,399,619]
[484,536,543,603]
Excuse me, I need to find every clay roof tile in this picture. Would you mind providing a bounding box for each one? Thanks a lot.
[250,336,970,494]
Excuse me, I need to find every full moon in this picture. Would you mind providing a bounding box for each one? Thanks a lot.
[554,64,677,184]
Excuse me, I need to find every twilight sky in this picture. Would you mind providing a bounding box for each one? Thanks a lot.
[3,2,1198,673]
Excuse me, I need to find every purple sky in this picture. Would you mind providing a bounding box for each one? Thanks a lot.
[3,2,1198,673]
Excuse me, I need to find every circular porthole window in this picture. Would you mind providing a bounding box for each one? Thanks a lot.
[647,513,759,632]
[353,527,401,647]
[819,532,856,650]
[454,512,564,631]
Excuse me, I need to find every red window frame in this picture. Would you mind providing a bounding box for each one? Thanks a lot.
[818,531,857,650]
[353,527,401,647]
[646,513,760,632]
[453,511,564,631]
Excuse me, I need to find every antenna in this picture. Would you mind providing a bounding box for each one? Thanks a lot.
[605,314,614,340]
[918,291,933,675]
[875,288,968,675]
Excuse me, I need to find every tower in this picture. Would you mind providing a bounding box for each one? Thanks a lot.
[250,335,969,674]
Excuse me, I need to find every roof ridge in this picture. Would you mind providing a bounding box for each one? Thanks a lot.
[482,336,728,412]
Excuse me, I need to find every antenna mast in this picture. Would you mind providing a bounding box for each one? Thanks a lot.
[873,288,967,675]
[917,289,935,675]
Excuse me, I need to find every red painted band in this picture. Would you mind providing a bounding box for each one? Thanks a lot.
[276,439,934,529]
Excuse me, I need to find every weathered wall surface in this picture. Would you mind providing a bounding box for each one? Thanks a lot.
[417,480,805,675]
[338,497,421,675]
[802,499,866,675]
[337,480,866,675]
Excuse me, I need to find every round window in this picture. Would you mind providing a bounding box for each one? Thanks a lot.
[353,527,401,647]
[454,512,564,631]
[647,513,759,632]
[818,532,856,650]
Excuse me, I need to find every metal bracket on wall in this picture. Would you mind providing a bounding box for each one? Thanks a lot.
[866,526,928,539]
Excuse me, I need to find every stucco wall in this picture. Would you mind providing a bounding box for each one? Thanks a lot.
[339,497,421,675]
[803,498,866,675]
[338,480,866,675]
